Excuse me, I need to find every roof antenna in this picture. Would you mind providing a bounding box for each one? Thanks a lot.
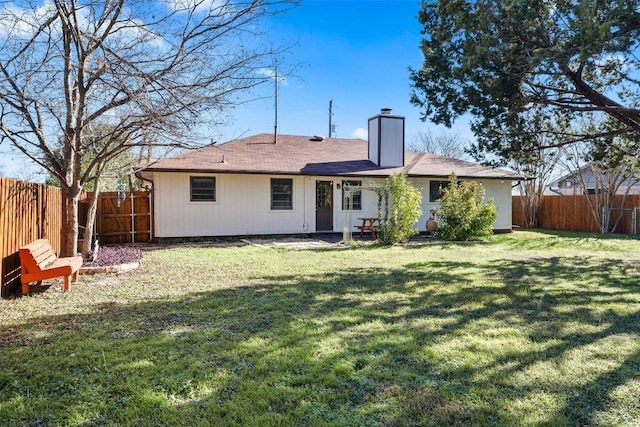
[274,65,279,144]
[328,99,333,138]
[328,99,337,137]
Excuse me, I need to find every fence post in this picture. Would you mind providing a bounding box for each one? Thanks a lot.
[130,192,135,243]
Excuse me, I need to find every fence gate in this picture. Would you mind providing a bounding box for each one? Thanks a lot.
[82,191,152,244]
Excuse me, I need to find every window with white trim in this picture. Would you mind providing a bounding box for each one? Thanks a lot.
[190,176,216,201]
[429,180,449,203]
[271,178,293,210]
[342,180,362,210]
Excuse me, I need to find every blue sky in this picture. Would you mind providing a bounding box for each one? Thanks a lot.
[217,0,474,144]
[0,0,475,180]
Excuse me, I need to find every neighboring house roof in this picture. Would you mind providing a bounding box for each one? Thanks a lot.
[548,164,640,195]
[143,133,523,180]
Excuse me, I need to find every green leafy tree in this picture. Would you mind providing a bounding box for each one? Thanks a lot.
[468,106,561,228]
[435,175,497,241]
[377,173,422,244]
[410,1,640,155]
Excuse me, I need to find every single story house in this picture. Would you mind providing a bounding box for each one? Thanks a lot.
[548,165,640,196]
[138,109,523,238]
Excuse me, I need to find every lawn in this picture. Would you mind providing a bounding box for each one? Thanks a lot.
[1,230,639,426]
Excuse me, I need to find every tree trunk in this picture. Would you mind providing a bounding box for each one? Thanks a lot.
[519,180,540,228]
[82,187,101,258]
[61,186,80,257]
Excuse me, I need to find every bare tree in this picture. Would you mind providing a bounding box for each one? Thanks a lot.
[562,138,640,233]
[408,131,469,160]
[81,124,142,255]
[513,148,560,228]
[45,124,153,255]
[0,0,296,256]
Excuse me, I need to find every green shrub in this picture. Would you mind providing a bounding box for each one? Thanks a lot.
[436,175,497,241]
[378,173,422,244]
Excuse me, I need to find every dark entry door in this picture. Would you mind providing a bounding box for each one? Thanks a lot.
[316,181,333,231]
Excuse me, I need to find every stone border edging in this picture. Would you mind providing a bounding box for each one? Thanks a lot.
[79,261,140,275]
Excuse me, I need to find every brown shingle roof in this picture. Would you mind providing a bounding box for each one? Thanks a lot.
[143,133,523,180]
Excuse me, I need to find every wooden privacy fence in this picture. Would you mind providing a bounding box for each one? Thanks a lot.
[0,177,62,297]
[513,195,640,234]
[80,191,152,245]
[0,181,151,297]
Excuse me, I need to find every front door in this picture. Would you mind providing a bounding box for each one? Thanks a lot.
[316,181,333,231]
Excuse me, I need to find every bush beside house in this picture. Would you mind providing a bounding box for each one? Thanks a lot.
[436,175,497,241]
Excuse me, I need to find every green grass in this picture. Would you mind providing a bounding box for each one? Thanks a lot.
[1,230,640,426]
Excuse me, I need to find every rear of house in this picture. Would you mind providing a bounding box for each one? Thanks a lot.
[139,110,521,238]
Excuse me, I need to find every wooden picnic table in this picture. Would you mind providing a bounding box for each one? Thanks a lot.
[355,217,378,240]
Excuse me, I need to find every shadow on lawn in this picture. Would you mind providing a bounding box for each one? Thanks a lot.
[1,255,639,426]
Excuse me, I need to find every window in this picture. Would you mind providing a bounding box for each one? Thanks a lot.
[190,176,216,201]
[342,180,362,210]
[271,178,293,210]
[429,180,449,203]
[585,188,605,195]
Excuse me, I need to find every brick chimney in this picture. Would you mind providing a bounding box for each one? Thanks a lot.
[368,108,405,167]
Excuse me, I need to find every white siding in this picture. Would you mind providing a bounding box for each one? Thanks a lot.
[336,178,385,236]
[411,178,513,232]
[152,172,386,238]
[482,180,513,230]
[154,173,302,237]
[151,172,513,238]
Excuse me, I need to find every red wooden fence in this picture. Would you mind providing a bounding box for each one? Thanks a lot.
[0,178,62,297]
[513,195,640,234]
[5,177,639,296]
[1,179,151,297]
[80,191,152,244]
